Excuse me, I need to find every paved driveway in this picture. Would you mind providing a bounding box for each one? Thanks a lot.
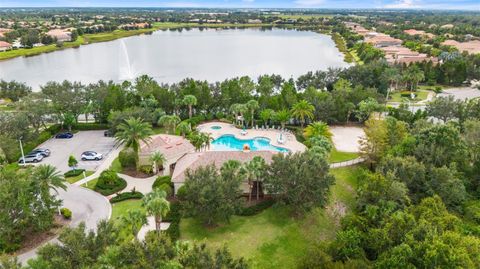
[438,87,480,101]
[34,130,116,173]
[16,184,111,264]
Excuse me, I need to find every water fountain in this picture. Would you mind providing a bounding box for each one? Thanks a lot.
[119,39,134,80]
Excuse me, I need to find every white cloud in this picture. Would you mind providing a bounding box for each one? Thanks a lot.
[384,0,421,8]
[294,0,326,7]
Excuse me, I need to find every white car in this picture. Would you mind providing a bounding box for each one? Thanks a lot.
[18,153,44,163]
[81,151,103,161]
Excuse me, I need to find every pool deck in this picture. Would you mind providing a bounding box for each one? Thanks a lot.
[198,122,307,153]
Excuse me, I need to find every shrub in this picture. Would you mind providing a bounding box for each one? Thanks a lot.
[118,149,137,168]
[60,208,72,219]
[94,170,127,196]
[158,183,173,197]
[64,169,85,177]
[176,185,187,200]
[74,123,110,130]
[153,175,172,189]
[187,115,206,126]
[165,202,182,241]
[400,91,416,98]
[139,165,153,175]
[237,199,275,216]
[434,86,443,93]
[110,191,144,203]
[464,200,480,224]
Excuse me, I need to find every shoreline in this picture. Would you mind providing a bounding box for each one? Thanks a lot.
[0,22,281,61]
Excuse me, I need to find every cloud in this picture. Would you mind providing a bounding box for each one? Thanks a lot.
[294,0,326,7]
[384,0,421,8]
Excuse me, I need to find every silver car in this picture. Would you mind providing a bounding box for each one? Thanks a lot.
[18,153,44,164]
[81,151,103,161]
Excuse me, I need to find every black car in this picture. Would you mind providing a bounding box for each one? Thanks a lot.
[55,132,73,139]
[29,148,51,157]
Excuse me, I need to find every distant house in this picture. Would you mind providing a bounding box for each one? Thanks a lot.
[171,151,276,194]
[403,29,435,39]
[440,24,454,30]
[247,19,262,24]
[46,29,72,42]
[365,34,403,47]
[138,134,195,175]
[0,41,12,51]
[442,40,480,55]
[0,28,12,38]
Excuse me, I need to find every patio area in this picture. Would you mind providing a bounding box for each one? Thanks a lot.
[197,121,307,153]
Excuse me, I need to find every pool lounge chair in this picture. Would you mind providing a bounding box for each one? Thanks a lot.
[240,129,248,136]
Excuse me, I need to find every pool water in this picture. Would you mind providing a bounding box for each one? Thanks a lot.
[212,135,289,152]
[211,126,222,130]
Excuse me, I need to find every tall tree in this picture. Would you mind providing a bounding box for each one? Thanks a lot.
[143,189,170,233]
[183,95,197,119]
[303,121,332,140]
[275,109,290,129]
[291,100,315,128]
[149,151,166,174]
[115,118,153,154]
[121,209,147,239]
[158,115,181,134]
[246,100,259,128]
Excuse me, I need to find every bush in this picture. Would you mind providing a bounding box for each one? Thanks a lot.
[464,200,480,224]
[110,191,144,203]
[400,91,417,98]
[94,170,127,196]
[237,199,275,216]
[158,183,173,197]
[165,202,182,241]
[434,86,443,93]
[153,175,172,189]
[187,115,206,126]
[139,165,153,175]
[74,123,110,130]
[118,149,137,169]
[64,169,85,177]
[176,185,187,200]
[60,208,72,219]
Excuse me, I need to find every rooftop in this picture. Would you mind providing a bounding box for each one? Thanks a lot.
[139,134,195,161]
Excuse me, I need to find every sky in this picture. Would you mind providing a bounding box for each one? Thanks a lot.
[1,0,479,10]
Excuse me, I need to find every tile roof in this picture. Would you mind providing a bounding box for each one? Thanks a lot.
[172,151,277,183]
[139,134,195,161]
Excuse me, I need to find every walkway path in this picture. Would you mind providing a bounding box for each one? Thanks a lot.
[117,173,157,194]
[330,157,365,168]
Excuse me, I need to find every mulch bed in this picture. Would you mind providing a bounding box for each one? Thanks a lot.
[121,168,154,178]
[13,214,70,255]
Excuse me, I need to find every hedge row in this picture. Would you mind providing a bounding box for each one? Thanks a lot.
[165,202,181,241]
[64,169,85,177]
[110,191,144,203]
[237,199,275,216]
[74,123,109,130]
[94,170,127,196]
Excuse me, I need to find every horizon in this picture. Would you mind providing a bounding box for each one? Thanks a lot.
[1,0,479,11]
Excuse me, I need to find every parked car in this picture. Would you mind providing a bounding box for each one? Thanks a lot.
[55,132,73,139]
[81,151,103,161]
[18,153,44,164]
[29,148,51,157]
[104,130,113,137]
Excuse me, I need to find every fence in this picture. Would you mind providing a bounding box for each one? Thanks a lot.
[330,157,365,168]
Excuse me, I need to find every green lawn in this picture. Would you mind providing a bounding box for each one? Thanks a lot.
[180,166,360,268]
[66,171,94,184]
[111,199,145,221]
[329,149,359,163]
[349,49,364,65]
[83,178,98,190]
[109,157,122,173]
[389,90,430,102]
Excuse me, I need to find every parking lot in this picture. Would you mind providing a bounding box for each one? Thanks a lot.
[31,130,117,173]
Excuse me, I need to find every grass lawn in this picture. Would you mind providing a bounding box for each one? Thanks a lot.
[389,90,430,102]
[180,166,361,269]
[111,199,145,221]
[329,149,359,163]
[65,170,94,184]
[83,178,98,190]
[152,126,167,134]
[349,49,364,65]
[109,157,122,173]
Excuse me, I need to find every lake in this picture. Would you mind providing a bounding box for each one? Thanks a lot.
[0,28,349,90]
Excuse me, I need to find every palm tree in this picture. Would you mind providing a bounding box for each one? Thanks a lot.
[143,189,170,233]
[34,164,67,192]
[246,100,259,128]
[404,65,425,91]
[149,151,166,174]
[290,100,315,128]
[220,160,242,181]
[202,133,213,151]
[183,95,197,119]
[187,132,204,152]
[176,121,192,137]
[249,156,267,201]
[383,67,401,102]
[230,103,247,126]
[158,115,181,134]
[303,121,332,140]
[115,118,153,154]
[260,109,274,128]
[121,209,147,239]
[275,109,290,129]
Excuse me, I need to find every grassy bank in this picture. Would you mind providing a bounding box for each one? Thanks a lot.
[331,32,354,63]
[180,166,360,268]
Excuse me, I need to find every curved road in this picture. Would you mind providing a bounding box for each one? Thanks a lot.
[16,184,111,264]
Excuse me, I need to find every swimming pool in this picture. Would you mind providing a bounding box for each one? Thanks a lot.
[211,125,222,130]
[212,135,289,152]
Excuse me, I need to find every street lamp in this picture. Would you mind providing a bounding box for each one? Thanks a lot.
[18,136,26,166]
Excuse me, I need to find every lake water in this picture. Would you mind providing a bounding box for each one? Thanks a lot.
[0,28,349,90]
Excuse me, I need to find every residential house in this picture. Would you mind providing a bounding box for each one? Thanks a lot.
[47,29,72,42]
[0,41,11,51]
[442,40,480,55]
